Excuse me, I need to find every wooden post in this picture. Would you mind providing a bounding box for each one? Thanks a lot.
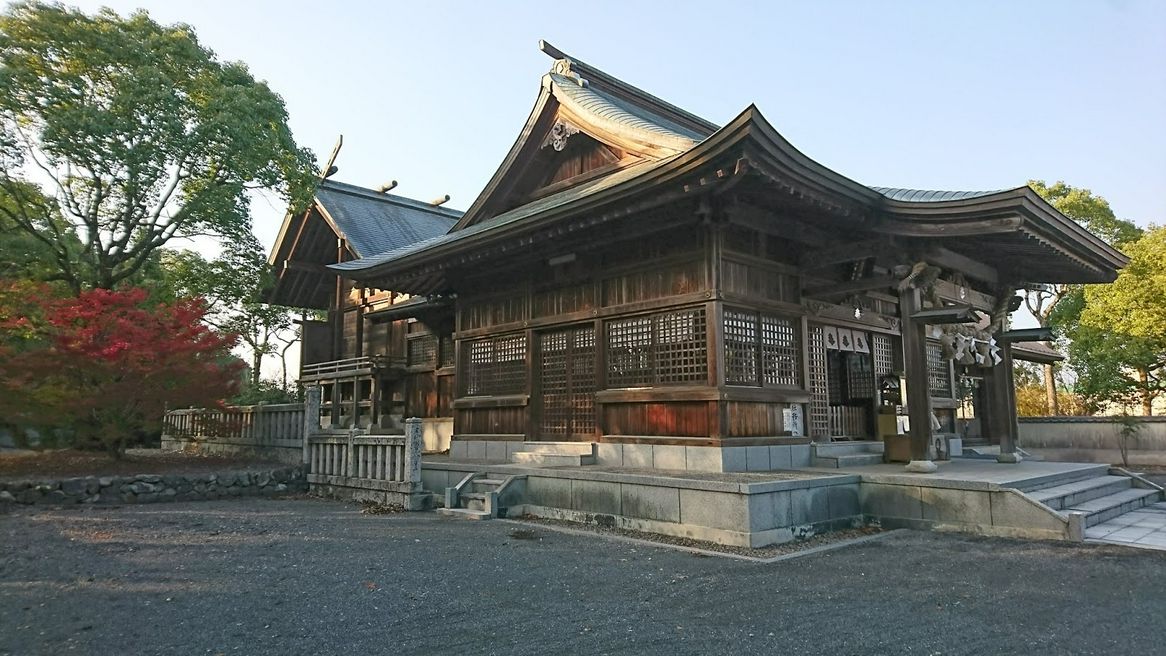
[899,287,937,473]
[303,386,322,468]
[996,342,1022,463]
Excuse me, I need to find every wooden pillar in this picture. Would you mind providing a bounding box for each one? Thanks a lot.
[899,287,936,472]
[996,342,1022,463]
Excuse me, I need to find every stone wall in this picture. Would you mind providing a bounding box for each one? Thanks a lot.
[1018,416,1166,451]
[0,465,307,507]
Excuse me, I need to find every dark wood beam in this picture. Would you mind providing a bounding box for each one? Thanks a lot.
[999,327,1055,343]
[910,306,979,324]
[876,216,1023,237]
[803,275,898,300]
[799,238,897,270]
[724,201,835,247]
[924,246,999,285]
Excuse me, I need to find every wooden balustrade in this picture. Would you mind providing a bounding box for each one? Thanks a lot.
[163,404,305,448]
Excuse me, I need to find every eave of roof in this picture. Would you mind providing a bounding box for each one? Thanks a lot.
[329,104,1128,286]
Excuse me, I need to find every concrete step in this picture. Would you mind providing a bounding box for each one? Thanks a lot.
[470,478,506,492]
[1067,488,1163,527]
[461,491,489,512]
[813,441,884,457]
[1030,476,1132,511]
[1013,465,1112,493]
[509,452,596,467]
[436,507,492,520]
[812,453,883,469]
[512,442,596,456]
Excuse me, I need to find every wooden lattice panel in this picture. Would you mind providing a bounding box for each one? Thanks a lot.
[606,308,708,387]
[407,334,436,367]
[926,341,953,398]
[761,314,800,386]
[807,324,830,438]
[438,335,455,369]
[462,334,527,396]
[539,326,596,438]
[654,308,707,384]
[606,315,653,387]
[724,309,758,385]
[872,333,895,377]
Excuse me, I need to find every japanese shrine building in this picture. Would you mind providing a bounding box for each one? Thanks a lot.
[269,42,1126,471]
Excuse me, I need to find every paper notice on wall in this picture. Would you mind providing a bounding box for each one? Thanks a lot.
[783,405,804,437]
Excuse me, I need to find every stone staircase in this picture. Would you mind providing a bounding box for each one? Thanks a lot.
[1021,469,1164,528]
[811,441,885,468]
[508,442,596,467]
[436,472,525,521]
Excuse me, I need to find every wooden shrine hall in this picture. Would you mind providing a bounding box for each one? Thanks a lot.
[276,42,1126,472]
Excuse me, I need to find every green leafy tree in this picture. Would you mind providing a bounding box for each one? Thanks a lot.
[1024,180,1142,414]
[161,235,295,387]
[0,2,315,293]
[1076,226,1166,415]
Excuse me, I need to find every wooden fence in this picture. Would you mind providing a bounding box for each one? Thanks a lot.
[162,404,306,463]
[162,390,426,508]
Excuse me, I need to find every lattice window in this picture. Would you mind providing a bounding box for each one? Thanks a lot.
[926,341,953,398]
[438,335,455,369]
[462,333,528,396]
[407,333,437,367]
[654,309,707,384]
[607,315,653,387]
[606,308,708,387]
[761,315,800,386]
[807,324,830,438]
[724,309,758,385]
[539,327,596,437]
[872,333,895,377]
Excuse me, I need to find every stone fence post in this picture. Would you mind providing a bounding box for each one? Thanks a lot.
[303,386,322,468]
[404,417,423,484]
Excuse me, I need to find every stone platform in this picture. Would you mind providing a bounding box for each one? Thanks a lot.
[423,451,1165,546]
[422,455,859,547]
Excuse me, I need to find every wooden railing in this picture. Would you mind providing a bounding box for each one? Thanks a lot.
[164,404,305,448]
[300,355,407,381]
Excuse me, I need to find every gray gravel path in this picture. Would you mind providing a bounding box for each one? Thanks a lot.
[2,497,1164,656]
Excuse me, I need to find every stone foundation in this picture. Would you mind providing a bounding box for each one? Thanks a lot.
[449,440,812,473]
[0,465,307,507]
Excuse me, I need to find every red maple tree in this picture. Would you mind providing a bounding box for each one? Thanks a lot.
[0,282,243,457]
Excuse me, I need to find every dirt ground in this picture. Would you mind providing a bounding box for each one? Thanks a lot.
[0,449,285,481]
[2,498,1164,656]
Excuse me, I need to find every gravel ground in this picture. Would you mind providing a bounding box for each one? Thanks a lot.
[0,449,285,481]
[2,498,1165,656]
[517,516,884,559]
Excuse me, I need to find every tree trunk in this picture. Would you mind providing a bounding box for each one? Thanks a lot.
[1043,363,1059,416]
[1140,368,1153,416]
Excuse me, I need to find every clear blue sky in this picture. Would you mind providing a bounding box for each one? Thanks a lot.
[66,0,1166,250]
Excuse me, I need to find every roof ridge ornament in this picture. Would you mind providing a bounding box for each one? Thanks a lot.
[542,119,581,152]
[551,58,588,87]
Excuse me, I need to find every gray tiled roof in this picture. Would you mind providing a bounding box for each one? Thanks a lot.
[870,187,1005,202]
[315,180,461,258]
[332,158,673,273]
